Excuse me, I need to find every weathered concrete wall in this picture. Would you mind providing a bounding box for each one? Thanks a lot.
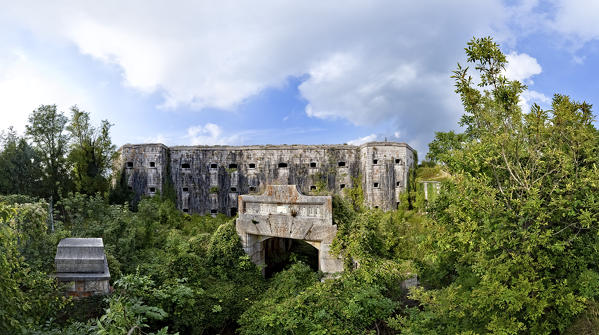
[169,145,359,215]
[55,238,106,273]
[118,142,415,214]
[360,142,415,211]
[236,185,343,274]
[118,143,169,203]
[60,279,110,298]
[55,238,111,297]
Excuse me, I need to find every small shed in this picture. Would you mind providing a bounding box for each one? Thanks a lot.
[55,238,110,297]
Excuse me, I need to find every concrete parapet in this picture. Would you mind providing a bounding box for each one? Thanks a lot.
[55,238,111,297]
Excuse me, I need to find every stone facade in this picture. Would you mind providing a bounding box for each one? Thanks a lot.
[55,238,111,297]
[117,141,415,214]
[236,185,343,274]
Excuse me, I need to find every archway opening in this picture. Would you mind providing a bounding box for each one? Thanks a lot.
[262,237,319,278]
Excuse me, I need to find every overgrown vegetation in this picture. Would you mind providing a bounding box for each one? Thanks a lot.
[0,188,433,334]
[398,37,599,334]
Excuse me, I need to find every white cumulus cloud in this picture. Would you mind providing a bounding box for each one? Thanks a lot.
[346,131,402,146]
[0,0,512,150]
[347,134,378,146]
[519,90,551,112]
[8,1,593,153]
[0,49,94,134]
[550,0,599,44]
[504,52,542,83]
[186,123,239,145]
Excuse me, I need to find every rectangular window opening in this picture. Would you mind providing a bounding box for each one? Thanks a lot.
[338,161,346,167]
[149,162,156,168]
[181,163,190,169]
[373,182,379,188]
[149,187,156,193]
[373,159,378,165]
[228,163,237,169]
[396,182,400,187]
[278,162,288,168]
[210,209,218,214]
[248,163,256,169]
[183,208,189,213]
[310,162,317,168]
[395,159,401,164]
[249,186,256,192]
[230,187,237,192]
[210,163,218,169]
[183,187,189,192]
[310,185,316,190]
[230,207,238,216]
[340,184,346,189]
[126,162,133,168]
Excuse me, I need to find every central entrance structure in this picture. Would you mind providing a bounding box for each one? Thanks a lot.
[235,185,344,275]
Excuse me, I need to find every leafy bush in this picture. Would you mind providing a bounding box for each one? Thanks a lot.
[238,263,396,335]
[398,37,599,334]
[0,202,68,333]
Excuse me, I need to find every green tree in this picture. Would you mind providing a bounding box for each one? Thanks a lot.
[107,168,134,207]
[399,37,599,334]
[425,130,469,164]
[0,202,26,333]
[67,106,117,195]
[0,202,67,333]
[0,127,43,196]
[403,150,419,210]
[25,105,71,200]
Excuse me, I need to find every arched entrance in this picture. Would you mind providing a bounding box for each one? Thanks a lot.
[236,185,344,276]
[263,237,319,278]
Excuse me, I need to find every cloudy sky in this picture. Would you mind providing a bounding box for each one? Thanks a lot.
[1,0,598,155]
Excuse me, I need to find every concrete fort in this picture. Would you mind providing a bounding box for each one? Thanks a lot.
[117,141,415,215]
[236,185,343,274]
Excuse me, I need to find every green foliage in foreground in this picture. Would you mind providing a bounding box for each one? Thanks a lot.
[0,194,256,334]
[0,202,68,334]
[238,197,429,335]
[398,37,599,334]
[238,263,396,335]
[1,189,431,334]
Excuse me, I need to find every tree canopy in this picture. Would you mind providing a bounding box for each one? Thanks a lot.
[400,36,599,334]
[25,105,71,200]
[67,106,117,195]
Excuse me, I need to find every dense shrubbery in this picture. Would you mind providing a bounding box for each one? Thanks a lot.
[0,185,432,334]
[397,37,599,334]
[0,194,265,334]
[0,201,68,334]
